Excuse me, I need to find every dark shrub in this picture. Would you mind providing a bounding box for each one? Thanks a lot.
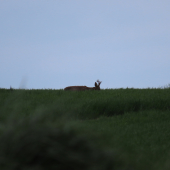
[0,121,122,170]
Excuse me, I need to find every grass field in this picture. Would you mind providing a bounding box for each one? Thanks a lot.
[0,88,170,170]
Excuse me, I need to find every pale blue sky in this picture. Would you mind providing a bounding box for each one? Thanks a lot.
[0,1,170,89]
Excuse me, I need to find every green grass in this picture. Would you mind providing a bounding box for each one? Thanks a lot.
[1,88,170,119]
[0,88,170,169]
[75,111,170,170]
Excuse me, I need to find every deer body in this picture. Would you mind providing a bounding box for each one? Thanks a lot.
[64,80,102,91]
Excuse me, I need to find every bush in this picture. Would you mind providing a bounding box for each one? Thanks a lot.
[0,120,123,170]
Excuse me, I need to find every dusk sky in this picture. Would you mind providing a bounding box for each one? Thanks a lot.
[1,1,170,89]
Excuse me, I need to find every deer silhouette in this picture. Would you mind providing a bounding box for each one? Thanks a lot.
[64,80,102,91]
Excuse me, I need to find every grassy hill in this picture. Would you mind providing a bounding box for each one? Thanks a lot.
[0,88,170,170]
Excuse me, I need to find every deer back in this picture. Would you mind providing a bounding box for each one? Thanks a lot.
[64,86,87,91]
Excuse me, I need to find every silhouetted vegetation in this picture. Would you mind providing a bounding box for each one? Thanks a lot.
[0,120,123,170]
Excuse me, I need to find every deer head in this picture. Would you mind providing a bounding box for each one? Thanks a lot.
[94,80,102,90]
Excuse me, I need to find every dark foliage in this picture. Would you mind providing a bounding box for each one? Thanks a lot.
[0,121,122,170]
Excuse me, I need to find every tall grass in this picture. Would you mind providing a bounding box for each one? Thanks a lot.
[0,88,170,120]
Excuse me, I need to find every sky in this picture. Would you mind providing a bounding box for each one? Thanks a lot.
[0,0,170,89]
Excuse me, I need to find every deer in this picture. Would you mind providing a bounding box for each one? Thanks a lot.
[64,80,102,91]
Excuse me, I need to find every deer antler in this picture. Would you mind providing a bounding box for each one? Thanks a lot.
[97,80,102,85]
